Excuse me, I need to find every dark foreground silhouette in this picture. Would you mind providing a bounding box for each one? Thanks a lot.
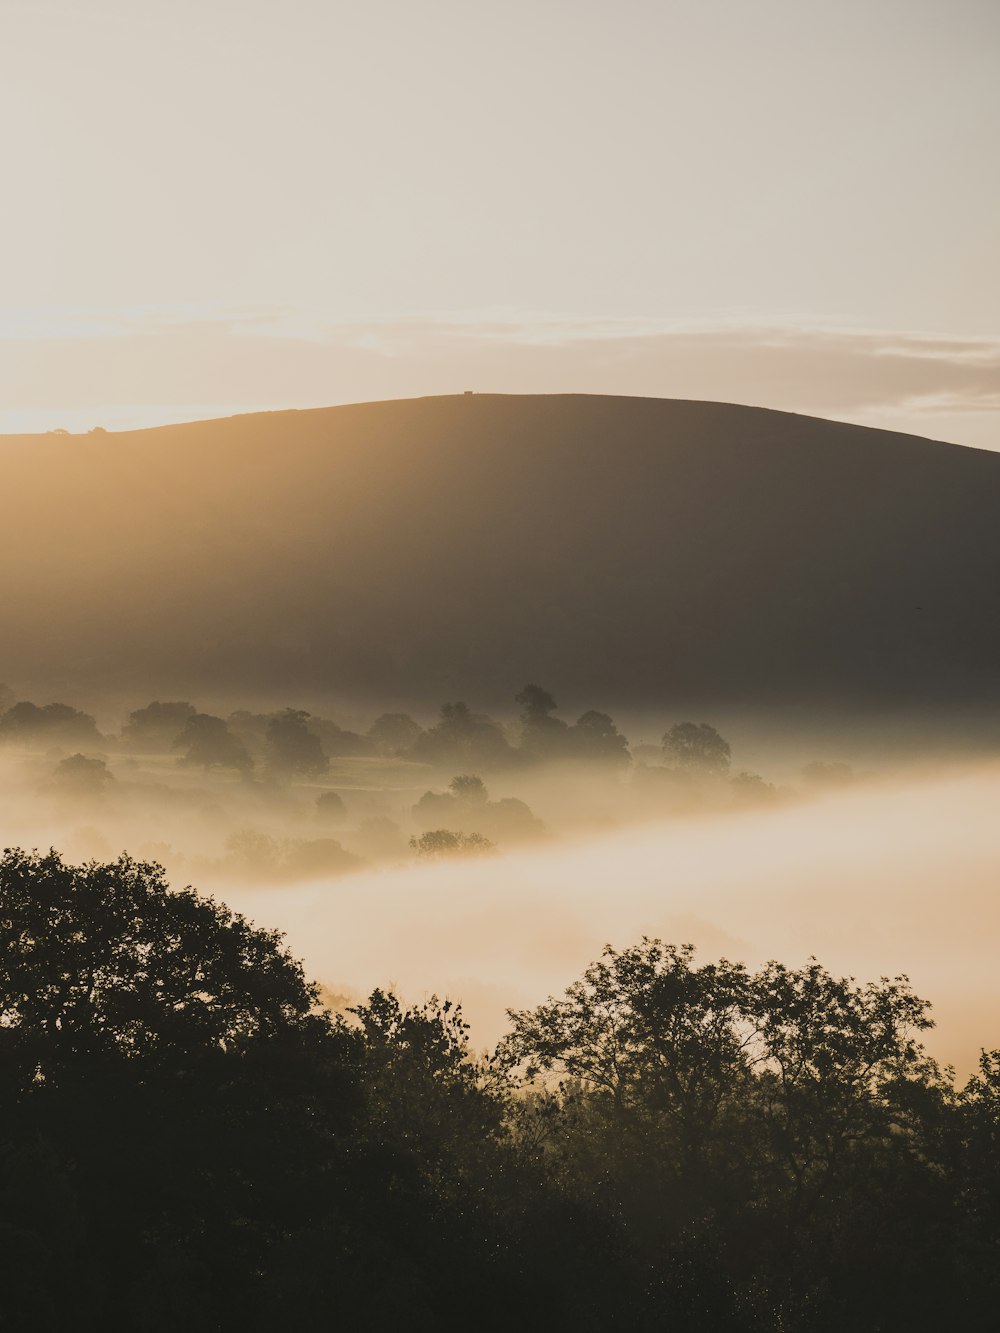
[2,850,999,1331]
[4,394,1000,708]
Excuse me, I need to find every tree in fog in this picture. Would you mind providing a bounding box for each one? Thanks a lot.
[661,721,731,778]
[0,700,102,748]
[367,712,425,756]
[516,683,572,758]
[800,760,855,790]
[412,701,514,769]
[414,774,543,842]
[729,769,777,805]
[174,712,253,772]
[315,789,347,822]
[264,708,329,779]
[0,682,13,714]
[49,753,114,799]
[409,829,495,857]
[308,714,374,758]
[572,709,631,765]
[448,773,489,804]
[120,700,196,752]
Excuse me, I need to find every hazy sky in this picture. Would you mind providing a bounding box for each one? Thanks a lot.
[2,0,998,444]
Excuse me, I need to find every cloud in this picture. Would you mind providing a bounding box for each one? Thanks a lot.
[0,305,997,447]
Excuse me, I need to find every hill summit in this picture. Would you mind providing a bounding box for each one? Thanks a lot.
[2,394,997,711]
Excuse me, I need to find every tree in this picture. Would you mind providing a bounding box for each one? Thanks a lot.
[367,712,424,755]
[662,721,731,778]
[265,709,329,779]
[174,712,253,772]
[0,700,102,748]
[503,940,755,1172]
[413,775,543,843]
[573,709,631,765]
[409,829,495,858]
[515,684,559,720]
[0,849,352,1327]
[730,770,777,805]
[48,753,114,799]
[120,700,196,752]
[315,789,347,822]
[516,683,572,758]
[449,773,489,803]
[412,702,514,769]
[0,849,318,1085]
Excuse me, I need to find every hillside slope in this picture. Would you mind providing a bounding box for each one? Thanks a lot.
[2,394,997,711]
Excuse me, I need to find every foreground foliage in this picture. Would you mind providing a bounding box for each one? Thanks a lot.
[1,851,998,1331]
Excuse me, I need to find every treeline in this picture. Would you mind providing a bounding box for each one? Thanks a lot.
[0,683,634,775]
[0,681,786,792]
[1,849,998,1330]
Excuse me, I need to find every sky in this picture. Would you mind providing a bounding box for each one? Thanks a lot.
[1,0,998,445]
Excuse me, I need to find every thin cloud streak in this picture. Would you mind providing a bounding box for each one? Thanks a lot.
[0,306,997,449]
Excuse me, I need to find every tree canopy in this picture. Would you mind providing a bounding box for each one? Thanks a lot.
[2,851,999,1330]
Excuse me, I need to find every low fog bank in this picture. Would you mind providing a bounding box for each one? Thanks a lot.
[226,763,1000,1078]
[2,681,999,1075]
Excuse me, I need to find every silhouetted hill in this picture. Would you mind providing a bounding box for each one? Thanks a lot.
[2,395,998,711]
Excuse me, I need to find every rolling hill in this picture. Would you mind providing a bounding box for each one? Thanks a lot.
[1,394,998,714]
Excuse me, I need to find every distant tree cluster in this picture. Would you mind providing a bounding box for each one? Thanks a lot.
[0,699,102,748]
[0,685,817,813]
[408,829,496,858]
[108,685,639,779]
[412,773,543,848]
[2,850,1000,1329]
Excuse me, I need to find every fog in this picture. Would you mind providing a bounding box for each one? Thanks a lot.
[217,763,1000,1077]
[2,694,998,1076]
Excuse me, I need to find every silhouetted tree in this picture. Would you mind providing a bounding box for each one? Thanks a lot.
[573,709,631,765]
[0,849,317,1086]
[120,700,196,752]
[48,753,114,799]
[730,770,777,804]
[307,714,374,758]
[265,709,329,779]
[449,773,489,803]
[1,850,998,1330]
[315,789,347,822]
[662,721,731,778]
[0,700,102,748]
[414,775,543,842]
[412,702,514,769]
[222,829,360,881]
[174,712,253,772]
[409,829,495,858]
[367,712,425,756]
[516,683,573,758]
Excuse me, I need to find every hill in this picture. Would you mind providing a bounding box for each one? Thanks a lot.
[1,394,998,713]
